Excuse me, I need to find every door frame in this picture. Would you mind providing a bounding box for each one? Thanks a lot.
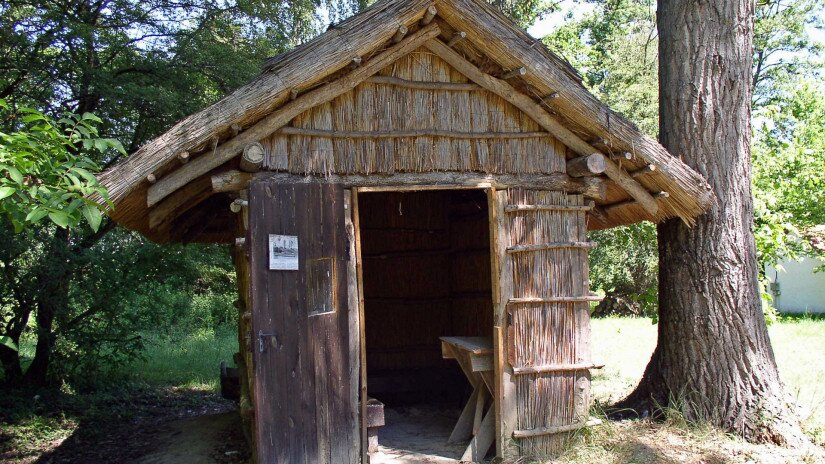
[348,184,505,461]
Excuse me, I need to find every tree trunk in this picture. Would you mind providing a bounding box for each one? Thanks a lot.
[617,0,807,446]
[0,343,23,383]
[23,228,71,386]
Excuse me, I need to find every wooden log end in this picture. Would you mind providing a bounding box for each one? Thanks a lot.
[177,151,190,164]
[567,153,607,177]
[240,143,265,173]
[392,25,408,43]
[420,6,437,26]
[501,67,527,80]
[146,173,157,184]
[447,31,467,47]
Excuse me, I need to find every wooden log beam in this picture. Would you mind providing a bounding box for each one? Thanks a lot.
[512,363,604,376]
[506,241,598,254]
[423,38,659,216]
[566,153,606,177]
[603,191,669,213]
[148,177,213,229]
[276,126,550,139]
[146,23,442,207]
[500,67,526,80]
[211,170,607,200]
[365,75,479,90]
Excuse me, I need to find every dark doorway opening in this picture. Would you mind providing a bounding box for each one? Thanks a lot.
[358,189,494,461]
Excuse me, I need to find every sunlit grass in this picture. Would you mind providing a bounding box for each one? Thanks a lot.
[121,328,237,391]
[591,316,825,444]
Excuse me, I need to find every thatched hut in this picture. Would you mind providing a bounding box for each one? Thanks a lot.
[97,0,712,461]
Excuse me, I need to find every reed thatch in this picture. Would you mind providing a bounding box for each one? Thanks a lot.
[96,0,712,243]
[504,190,592,457]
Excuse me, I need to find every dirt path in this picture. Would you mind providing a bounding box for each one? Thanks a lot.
[137,412,248,464]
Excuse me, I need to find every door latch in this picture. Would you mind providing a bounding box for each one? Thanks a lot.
[258,330,276,353]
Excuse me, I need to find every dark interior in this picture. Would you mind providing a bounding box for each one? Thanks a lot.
[359,189,494,406]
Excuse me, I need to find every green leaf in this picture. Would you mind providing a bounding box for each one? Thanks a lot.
[0,336,17,352]
[6,167,23,185]
[105,139,127,155]
[0,186,15,200]
[48,210,71,228]
[25,207,48,223]
[82,204,103,232]
[81,113,102,123]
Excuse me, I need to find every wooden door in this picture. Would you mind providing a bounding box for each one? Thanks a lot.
[248,180,359,464]
[490,189,595,459]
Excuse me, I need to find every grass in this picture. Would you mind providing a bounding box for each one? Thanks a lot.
[590,316,825,445]
[119,327,238,391]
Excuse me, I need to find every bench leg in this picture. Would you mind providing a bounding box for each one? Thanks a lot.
[448,384,480,443]
[461,408,495,462]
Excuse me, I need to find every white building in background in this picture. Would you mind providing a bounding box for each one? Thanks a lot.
[766,256,825,314]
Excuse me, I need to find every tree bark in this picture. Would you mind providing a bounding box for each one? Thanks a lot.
[22,228,72,386]
[617,0,807,446]
[0,343,23,382]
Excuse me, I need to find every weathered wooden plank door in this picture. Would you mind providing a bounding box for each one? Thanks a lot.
[490,189,594,459]
[248,180,358,464]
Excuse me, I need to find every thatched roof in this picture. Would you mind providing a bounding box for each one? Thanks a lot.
[97,0,712,243]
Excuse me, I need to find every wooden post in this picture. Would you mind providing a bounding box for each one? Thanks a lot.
[488,188,518,459]
[344,190,363,464]
[351,189,368,464]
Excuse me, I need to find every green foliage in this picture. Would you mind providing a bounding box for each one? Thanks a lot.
[0,103,120,233]
[753,0,824,106]
[543,0,659,135]
[490,0,559,28]
[0,336,16,351]
[589,223,659,318]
